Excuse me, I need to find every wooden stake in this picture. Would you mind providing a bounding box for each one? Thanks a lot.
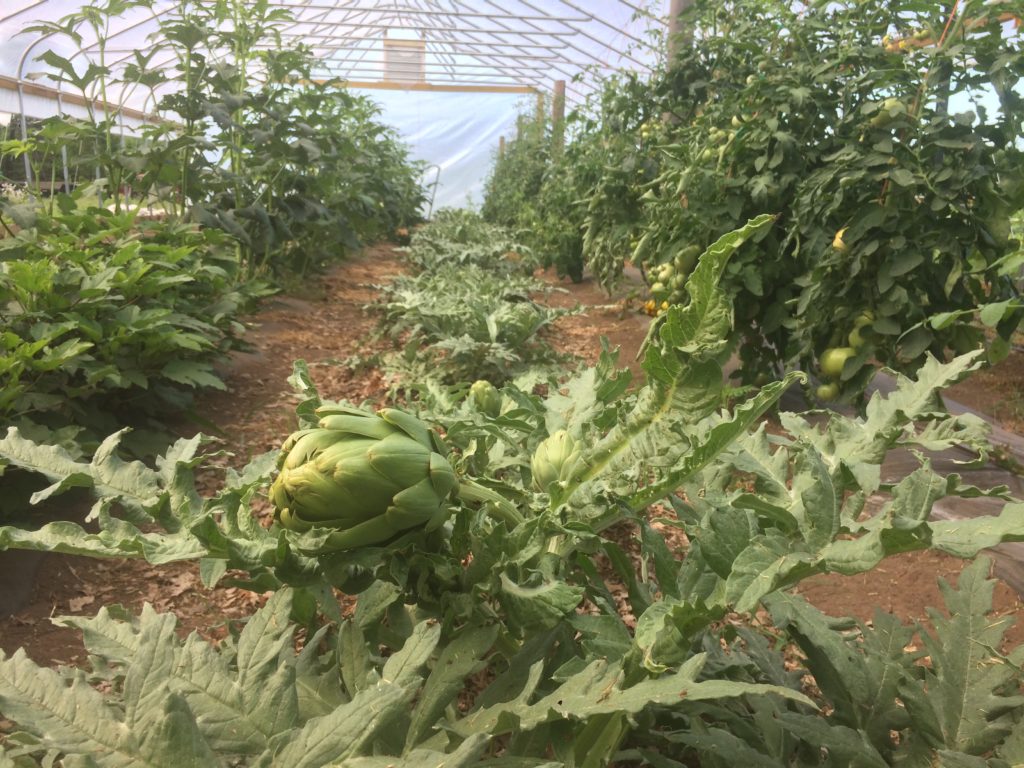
[552,80,566,151]
[499,135,506,156]
[667,0,694,65]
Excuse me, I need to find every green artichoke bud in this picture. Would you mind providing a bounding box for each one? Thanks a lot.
[270,405,459,550]
[531,429,583,493]
[469,379,501,417]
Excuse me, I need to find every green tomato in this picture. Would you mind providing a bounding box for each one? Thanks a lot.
[816,382,840,402]
[848,326,866,348]
[675,245,701,274]
[650,281,667,296]
[853,310,875,328]
[820,346,857,379]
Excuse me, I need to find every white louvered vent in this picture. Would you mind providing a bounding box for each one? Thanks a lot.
[383,38,425,83]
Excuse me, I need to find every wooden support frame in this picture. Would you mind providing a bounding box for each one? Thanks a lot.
[0,74,165,124]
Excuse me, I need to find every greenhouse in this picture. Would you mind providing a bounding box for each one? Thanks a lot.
[1,1,1024,765]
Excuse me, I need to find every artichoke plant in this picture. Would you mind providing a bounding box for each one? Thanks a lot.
[271,405,521,551]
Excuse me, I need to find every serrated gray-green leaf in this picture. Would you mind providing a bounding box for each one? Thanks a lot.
[122,609,180,732]
[135,693,218,767]
[498,572,585,629]
[911,557,1024,754]
[63,593,304,756]
[791,448,840,550]
[382,621,441,690]
[627,373,804,512]
[0,428,165,521]
[633,600,720,672]
[454,653,812,738]
[929,504,1024,557]
[725,533,816,612]
[0,649,213,767]
[774,712,889,768]
[863,352,985,449]
[338,620,375,698]
[268,681,407,768]
[671,722,786,768]
[406,624,499,751]
[59,605,139,663]
[0,519,208,563]
[766,592,916,751]
[331,733,491,768]
[565,217,783,516]
[653,214,776,361]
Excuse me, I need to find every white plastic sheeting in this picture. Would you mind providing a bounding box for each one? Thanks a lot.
[0,1,667,206]
[362,88,525,209]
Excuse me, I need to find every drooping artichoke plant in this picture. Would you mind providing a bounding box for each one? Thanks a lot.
[270,405,520,550]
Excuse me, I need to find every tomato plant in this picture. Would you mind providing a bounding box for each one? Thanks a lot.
[484,0,1024,400]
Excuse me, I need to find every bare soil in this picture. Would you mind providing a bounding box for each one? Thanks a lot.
[1,244,1022,666]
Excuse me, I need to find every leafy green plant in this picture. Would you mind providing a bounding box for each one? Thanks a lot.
[402,208,537,274]
[2,217,1024,766]
[643,0,1024,397]
[484,0,1024,399]
[369,215,571,389]
[0,194,264,457]
[7,0,426,277]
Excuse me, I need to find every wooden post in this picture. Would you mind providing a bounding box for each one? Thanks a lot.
[667,0,694,66]
[499,135,506,157]
[552,80,566,151]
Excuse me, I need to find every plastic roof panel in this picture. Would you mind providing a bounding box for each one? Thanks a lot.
[1,0,664,96]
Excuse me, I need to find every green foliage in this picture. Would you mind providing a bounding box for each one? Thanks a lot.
[0,0,427,512]
[764,557,1024,765]
[0,197,266,468]
[370,214,571,389]
[482,118,591,283]
[645,0,1024,395]
[7,0,425,276]
[484,0,1024,396]
[2,218,1024,766]
[401,208,537,274]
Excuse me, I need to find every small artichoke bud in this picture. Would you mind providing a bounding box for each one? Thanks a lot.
[531,429,583,492]
[469,379,501,417]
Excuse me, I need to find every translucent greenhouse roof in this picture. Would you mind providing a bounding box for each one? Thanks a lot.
[0,1,669,207]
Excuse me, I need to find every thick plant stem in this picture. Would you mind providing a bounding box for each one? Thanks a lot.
[457,480,524,527]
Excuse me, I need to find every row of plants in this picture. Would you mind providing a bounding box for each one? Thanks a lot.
[482,0,1024,402]
[2,215,1024,765]
[8,0,425,273]
[361,209,572,397]
[0,0,427,507]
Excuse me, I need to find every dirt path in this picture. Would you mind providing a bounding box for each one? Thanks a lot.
[2,244,1022,665]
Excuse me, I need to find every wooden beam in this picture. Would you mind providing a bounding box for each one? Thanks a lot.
[0,74,166,124]
[499,135,506,156]
[340,79,536,94]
